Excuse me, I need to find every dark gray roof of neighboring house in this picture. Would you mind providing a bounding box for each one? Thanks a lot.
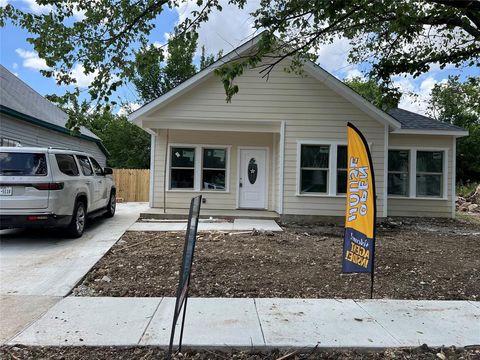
[0,64,100,140]
[387,108,466,132]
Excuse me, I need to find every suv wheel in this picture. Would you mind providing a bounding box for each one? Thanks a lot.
[104,191,116,218]
[67,201,86,238]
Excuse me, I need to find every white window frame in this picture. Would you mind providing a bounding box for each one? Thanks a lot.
[336,144,348,195]
[166,143,231,192]
[296,140,347,197]
[387,149,410,197]
[388,147,448,200]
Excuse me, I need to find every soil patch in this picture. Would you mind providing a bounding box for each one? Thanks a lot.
[73,217,480,300]
[1,345,479,360]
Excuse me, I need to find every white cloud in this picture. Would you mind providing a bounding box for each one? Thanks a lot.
[16,48,99,88]
[315,36,353,74]
[117,102,140,116]
[15,48,51,71]
[0,0,8,8]
[69,63,97,88]
[344,67,364,81]
[175,0,259,56]
[12,62,18,69]
[395,75,447,115]
[21,0,52,14]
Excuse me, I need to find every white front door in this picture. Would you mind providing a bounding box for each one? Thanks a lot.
[239,149,267,209]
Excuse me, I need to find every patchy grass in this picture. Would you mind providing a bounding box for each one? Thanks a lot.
[457,182,479,197]
[456,212,480,225]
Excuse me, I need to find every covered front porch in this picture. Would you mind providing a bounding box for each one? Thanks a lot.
[145,119,285,215]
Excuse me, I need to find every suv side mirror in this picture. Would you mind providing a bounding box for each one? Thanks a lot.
[104,167,113,175]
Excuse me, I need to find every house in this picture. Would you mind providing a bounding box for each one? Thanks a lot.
[0,65,108,166]
[129,34,468,220]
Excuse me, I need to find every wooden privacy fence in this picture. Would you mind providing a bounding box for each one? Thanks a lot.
[112,169,150,202]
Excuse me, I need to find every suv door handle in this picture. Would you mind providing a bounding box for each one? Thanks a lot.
[85,181,91,185]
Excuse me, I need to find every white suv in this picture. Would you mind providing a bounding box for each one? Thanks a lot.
[0,147,116,237]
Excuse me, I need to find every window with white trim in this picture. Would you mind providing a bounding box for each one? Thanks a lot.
[169,145,229,191]
[388,150,409,196]
[300,144,329,193]
[336,145,348,194]
[170,147,195,189]
[202,148,227,190]
[416,151,443,197]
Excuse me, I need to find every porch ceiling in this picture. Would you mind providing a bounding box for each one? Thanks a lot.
[142,118,282,133]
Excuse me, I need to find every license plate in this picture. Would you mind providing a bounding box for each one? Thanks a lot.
[0,186,13,196]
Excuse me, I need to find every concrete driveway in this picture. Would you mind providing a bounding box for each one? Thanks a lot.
[0,202,148,343]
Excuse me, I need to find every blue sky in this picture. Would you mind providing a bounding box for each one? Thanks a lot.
[1,0,478,115]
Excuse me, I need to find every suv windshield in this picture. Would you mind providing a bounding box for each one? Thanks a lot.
[0,152,48,176]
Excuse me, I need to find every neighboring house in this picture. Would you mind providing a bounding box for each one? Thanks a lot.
[129,34,468,219]
[0,65,108,166]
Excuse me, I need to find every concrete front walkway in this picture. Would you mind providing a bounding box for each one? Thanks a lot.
[128,219,283,232]
[9,297,480,349]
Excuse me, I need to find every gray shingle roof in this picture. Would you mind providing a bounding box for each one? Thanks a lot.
[387,108,466,132]
[0,65,99,140]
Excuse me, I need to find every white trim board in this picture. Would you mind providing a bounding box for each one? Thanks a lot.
[149,133,156,207]
[392,129,469,137]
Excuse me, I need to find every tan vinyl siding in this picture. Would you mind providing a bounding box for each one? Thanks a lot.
[147,59,387,216]
[0,114,106,166]
[387,134,454,218]
[152,129,274,211]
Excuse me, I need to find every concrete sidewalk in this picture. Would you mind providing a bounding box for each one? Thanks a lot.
[9,297,480,349]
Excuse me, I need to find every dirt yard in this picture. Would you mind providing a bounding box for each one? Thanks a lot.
[1,345,479,360]
[72,216,479,300]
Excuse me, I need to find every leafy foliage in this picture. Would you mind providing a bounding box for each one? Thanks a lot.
[344,76,400,110]
[47,95,150,168]
[0,0,223,115]
[218,0,480,101]
[200,45,222,70]
[86,110,151,169]
[2,0,479,125]
[429,76,480,182]
[132,29,198,103]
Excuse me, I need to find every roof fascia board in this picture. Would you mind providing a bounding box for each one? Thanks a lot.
[392,128,469,137]
[0,105,110,157]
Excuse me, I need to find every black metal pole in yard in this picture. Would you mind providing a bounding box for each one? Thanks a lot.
[167,295,181,360]
[178,293,189,352]
[370,262,375,299]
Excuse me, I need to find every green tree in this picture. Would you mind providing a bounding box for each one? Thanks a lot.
[429,76,480,182]
[2,1,477,112]
[344,76,400,110]
[132,29,198,103]
[87,110,151,169]
[47,95,150,168]
[199,45,223,70]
